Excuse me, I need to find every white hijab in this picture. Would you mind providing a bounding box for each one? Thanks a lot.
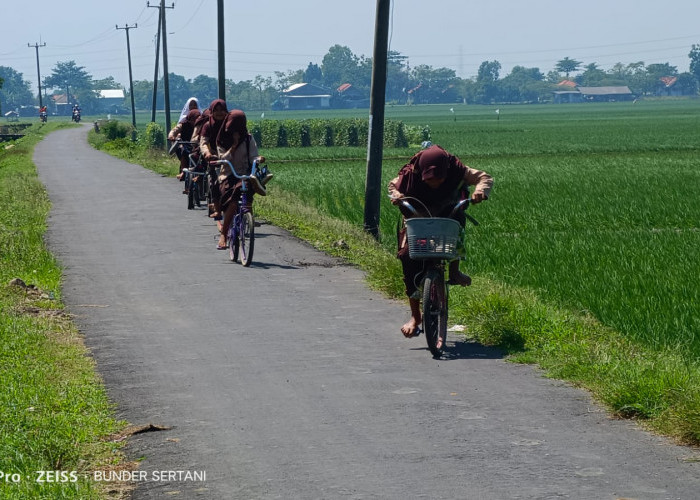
[178,97,201,123]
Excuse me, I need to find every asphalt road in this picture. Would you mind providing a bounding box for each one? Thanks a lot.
[36,126,698,499]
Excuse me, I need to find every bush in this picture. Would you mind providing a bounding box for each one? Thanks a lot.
[143,122,165,149]
[101,120,133,141]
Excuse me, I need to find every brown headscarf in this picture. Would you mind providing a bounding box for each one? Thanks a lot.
[200,99,228,149]
[179,109,201,141]
[217,109,248,152]
[418,145,449,181]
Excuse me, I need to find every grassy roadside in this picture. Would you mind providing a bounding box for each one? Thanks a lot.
[0,124,129,499]
[86,127,700,446]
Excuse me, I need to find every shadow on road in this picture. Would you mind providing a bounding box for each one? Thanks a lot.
[410,338,504,361]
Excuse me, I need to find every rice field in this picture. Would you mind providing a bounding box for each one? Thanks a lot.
[263,100,700,356]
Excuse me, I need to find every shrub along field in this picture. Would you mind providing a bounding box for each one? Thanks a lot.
[89,100,699,444]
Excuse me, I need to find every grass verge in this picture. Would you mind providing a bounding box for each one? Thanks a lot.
[1,124,130,499]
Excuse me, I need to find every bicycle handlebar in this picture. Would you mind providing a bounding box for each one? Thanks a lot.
[168,140,199,156]
[210,158,261,180]
[391,196,479,226]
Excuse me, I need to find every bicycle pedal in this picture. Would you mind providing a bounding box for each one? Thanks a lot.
[413,327,422,337]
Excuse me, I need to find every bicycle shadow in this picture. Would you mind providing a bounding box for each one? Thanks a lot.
[410,338,504,360]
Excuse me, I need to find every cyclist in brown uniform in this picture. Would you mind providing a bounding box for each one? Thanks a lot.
[388,145,493,338]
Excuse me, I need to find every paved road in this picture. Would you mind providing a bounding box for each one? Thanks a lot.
[36,126,698,499]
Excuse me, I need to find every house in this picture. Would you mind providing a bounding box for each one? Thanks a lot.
[334,83,368,109]
[553,85,635,103]
[280,83,331,110]
[50,93,71,115]
[577,86,634,102]
[97,89,126,113]
[658,76,682,97]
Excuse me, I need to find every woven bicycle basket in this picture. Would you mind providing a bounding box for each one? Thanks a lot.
[405,217,461,260]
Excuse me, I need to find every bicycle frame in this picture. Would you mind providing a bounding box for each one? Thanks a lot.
[210,159,263,266]
[394,196,477,357]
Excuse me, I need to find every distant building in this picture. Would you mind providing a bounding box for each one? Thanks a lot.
[577,86,634,101]
[334,83,368,109]
[658,76,682,97]
[97,89,126,113]
[553,84,634,103]
[280,83,331,110]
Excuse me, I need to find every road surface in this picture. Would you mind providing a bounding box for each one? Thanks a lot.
[36,126,698,499]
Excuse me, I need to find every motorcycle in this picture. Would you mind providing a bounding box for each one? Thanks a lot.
[72,110,81,123]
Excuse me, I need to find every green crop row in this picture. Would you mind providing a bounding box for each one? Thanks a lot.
[249,118,427,149]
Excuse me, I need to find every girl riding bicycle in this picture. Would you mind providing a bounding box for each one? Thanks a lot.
[214,110,267,251]
[388,145,493,339]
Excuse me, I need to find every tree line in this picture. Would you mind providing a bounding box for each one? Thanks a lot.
[3,43,700,115]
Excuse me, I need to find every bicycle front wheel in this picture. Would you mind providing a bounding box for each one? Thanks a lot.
[229,224,239,262]
[422,268,447,358]
[239,211,255,267]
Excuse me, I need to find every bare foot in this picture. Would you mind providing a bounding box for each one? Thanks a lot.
[401,317,421,338]
[448,270,472,287]
[217,235,227,249]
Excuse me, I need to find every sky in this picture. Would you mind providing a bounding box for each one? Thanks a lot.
[3,0,700,93]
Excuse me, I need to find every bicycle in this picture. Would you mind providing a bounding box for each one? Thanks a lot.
[210,158,268,267]
[169,140,207,210]
[395,196,479,358]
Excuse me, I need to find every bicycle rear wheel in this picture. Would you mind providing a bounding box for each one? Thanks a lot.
[239,211,255,267]
[422,268,447,358]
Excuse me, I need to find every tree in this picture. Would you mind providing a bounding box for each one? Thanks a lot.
[408,65,458,103]
[303,63,323,85]
[385,51,410,103]
[578,63,607,86]
[191,74,218,108]
[43,61,96,113]
[0,66,34,111]
[499,66,547,102]
[273,69,304,93]
[689,45,700,84]
[555,57,582,78]
[321,45,360,89]
[475,60,501,104]
[92,77,121,90]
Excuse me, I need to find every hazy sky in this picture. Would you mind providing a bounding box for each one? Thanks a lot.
[3,0,700,91]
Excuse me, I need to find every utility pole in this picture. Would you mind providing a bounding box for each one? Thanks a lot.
[217,0,225,99]
[149,5,162,123]
[363,0,391,238]
[147,1,173,132]
[116,24,138,130]
[28,42,46,108]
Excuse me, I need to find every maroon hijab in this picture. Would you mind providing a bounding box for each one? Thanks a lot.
[217,109,248,151]
[179,109,201,141]
[200,99,228,147]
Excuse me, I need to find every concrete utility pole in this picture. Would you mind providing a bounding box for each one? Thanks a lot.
[147,1,174,132]
[363,0,391,238]
[116,24,138,130]
[28,42,46,108]
[149,5,162,123]
[217,0,225,99]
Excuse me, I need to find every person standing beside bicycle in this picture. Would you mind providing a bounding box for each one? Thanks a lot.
[388,144,493,338]
[213,109,266,251]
